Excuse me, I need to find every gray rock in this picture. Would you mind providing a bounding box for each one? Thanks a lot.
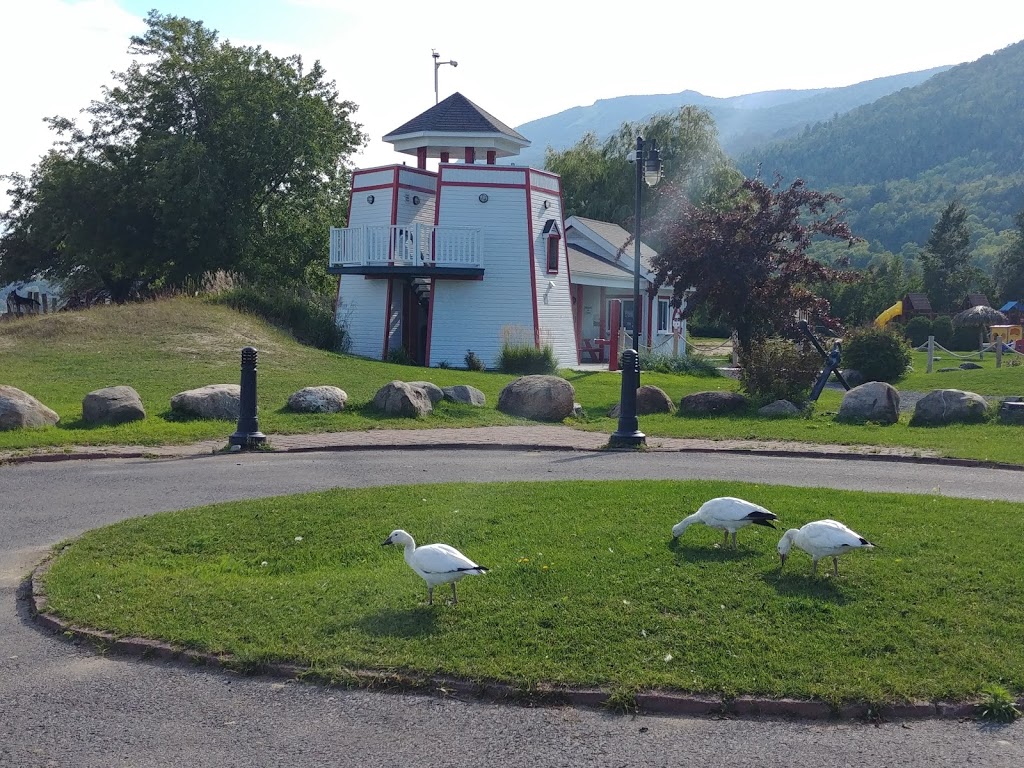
[759,399,801,417]
[372,381,433,417]
[959,362,983,370]
[836,381,900,425]
[0,385,60,430]
[442,385,486,407]
[287,386,348,413]
[910,389,989,426]
[82,385,146,426]
[170,384,241,421]
[678,391,748,415]
[497,375,575,422]
[998,399,1024,425]
[608,385,676,417]
[407,381,444,405]
[839,369,865,388]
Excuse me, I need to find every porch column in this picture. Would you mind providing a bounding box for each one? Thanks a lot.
[416,147,427,169]
[440,151,450,163]
[464,147,475,164]
[486,150,496,165]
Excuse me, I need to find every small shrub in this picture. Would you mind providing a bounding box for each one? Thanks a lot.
[931,315,954,347]
[638,349,721,377]
[738,337,821,406]
[976,683,1021,723]
[497,324,556,374]
[435,360,451,369]
[904,316,932,347]
[386,346,413,365]
[465,350,485,371]
[216,284,345,352]
[842,326,912,383]
[952,323,981,352]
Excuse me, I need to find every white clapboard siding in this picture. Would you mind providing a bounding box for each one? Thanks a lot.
[529,175,577,367]
[337,275,387,359]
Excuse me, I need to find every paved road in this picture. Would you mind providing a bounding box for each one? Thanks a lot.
[3,449,1023,767]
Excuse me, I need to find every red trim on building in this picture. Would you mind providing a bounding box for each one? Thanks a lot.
[524,190,540,347]
[397,182,437,195]
[351,182,396,193]
[464,147,475,164]
[416,147,427,169]
[440,151,450,163]
[389,168,400,225]
[382,278,394,360]
[574,284,585,363]
[486,150,496,165]
[439,180,529,190]
[556,174,580,365]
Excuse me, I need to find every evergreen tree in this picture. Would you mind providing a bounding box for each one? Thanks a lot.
[919,200,972,312]
[995,209,1024,304]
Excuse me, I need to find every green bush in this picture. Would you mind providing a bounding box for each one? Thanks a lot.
[497,342,557,375]
[464,350,485,371]
[904,316,932,347]
[952,323,981,351]
[215,284,345,352]
[638,349,721,377]
[842,326,912,383]
[386,346,414,365]
[738,337,821,406]
[931,315,953,347]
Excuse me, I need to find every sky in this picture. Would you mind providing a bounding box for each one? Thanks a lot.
[3,0,1024,206]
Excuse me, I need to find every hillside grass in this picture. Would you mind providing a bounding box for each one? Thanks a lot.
[42,479,1024,705]
[2,298,1024,464]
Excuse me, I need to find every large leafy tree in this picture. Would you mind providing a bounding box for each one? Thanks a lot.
[544,106,741,227]
[648,176,858,353]
[919,200,972,312]
[0,12,365,300]
[995,209,1024,304]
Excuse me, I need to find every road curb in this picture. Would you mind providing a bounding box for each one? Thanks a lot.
[26,554,1009,722]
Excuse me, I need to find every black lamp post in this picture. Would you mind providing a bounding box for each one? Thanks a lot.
[610,135,661,448]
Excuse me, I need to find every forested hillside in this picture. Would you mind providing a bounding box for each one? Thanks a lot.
[740,41,1024,258]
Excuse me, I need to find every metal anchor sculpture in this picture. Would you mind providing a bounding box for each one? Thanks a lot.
[799,320,852,402]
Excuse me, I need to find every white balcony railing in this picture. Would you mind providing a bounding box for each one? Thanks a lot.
[329,224,483,269]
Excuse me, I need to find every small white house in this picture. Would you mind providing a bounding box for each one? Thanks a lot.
[330,93,577,368]
[566,216,687,363]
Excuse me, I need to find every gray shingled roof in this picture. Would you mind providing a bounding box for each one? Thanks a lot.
[568,216,658,271]
[384,92,528,141]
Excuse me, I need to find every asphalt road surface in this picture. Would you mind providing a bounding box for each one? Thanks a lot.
[3,449,1022,767]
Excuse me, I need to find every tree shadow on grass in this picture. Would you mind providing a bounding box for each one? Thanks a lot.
[667,536,762,564]
[354,605,438,638]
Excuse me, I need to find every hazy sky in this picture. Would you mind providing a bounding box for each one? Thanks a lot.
[3,0,1024,196]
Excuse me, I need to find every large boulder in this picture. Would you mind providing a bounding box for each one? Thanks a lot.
[836,382,900,425]
[372,381,433,417]
[497,375,575,421]
[758,399,801,417]
[909,389,989,426]
[999,398,1024,426]
[678,391,748,416]
[0,385,60,430]
[82,385,146,426]
[170,384,241,421]
[442,384,486,407]
[608,385,675,417]
[408,381,444,406]
[287,386,348,413]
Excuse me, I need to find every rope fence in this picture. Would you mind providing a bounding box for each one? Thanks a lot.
[913,335,1021,372]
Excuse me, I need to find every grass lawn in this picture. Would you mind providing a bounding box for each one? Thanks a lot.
[42,479,1024,705]
[3,298,1024,464]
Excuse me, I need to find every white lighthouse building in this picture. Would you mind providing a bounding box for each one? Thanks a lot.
[329,93,578,369]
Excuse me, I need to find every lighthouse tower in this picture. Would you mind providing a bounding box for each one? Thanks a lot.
[328,93,578,369]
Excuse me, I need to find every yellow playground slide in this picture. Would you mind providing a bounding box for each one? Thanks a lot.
[874,301,903,327]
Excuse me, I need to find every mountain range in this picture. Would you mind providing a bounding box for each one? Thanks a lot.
[513,67,951,168]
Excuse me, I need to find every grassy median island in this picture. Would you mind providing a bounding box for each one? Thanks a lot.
[42,479,1024,705]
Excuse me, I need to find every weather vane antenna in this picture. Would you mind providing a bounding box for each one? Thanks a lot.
[432,49,458,104]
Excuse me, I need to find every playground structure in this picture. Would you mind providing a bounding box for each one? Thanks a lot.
[874,301,902,327]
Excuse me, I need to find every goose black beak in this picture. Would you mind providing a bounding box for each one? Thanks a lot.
[381,539,393,547]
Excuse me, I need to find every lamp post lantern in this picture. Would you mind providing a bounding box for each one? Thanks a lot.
[432,49,458,104]
[610,135,661,449]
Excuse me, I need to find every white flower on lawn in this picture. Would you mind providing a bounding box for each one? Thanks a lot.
[664,653,673,662]
[295,536,303,542]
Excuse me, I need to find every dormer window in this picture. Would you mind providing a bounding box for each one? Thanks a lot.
[542,219,561,274]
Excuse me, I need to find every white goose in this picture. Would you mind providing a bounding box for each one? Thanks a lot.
[671,497,779,549]
[777,519,876,576]
[382,529,488,605]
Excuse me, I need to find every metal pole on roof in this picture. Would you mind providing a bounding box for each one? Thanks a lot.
[432,49,458,104]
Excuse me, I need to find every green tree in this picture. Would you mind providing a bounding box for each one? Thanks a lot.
[919,200,972,313]
[995,209,1024,303]
[544,106,740,227]
[0,12,365,300]
[648,176,858,354]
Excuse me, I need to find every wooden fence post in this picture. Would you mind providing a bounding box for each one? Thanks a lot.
[927,335,934,373]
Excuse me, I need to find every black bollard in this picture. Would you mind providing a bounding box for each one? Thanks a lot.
[229,346,267,449]
[609,348,646,448]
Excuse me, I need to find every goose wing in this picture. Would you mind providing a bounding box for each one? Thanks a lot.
[413,543,486,575]
[702,497,778,523]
